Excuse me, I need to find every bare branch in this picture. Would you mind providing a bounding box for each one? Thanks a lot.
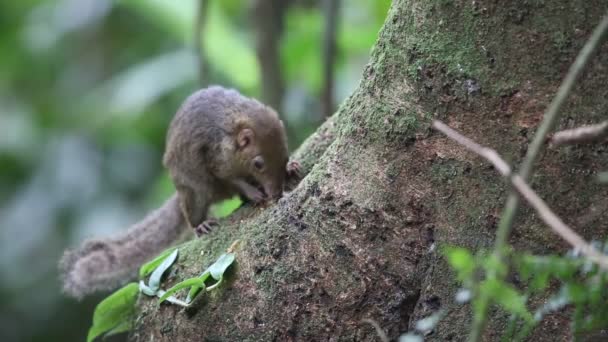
[433,120,608,269]
[432,121,511,175]
[550,120,608,146]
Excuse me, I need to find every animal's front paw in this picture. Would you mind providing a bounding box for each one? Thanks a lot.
[286,160,302,180]
[195,219,219,237]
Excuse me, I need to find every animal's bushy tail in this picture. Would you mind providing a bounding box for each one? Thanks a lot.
[60,194,185,299]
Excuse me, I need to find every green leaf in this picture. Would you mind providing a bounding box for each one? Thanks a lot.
[443,247,475,282]
[158,277,206,304]
[185,253,235,303]
[103,320,132,339]
[87,283,139,342]
[139,281,157,296]
[530,270,551,291]
[148,249,178,291]
[208,253,235,280]
[518,255,534,281]
[186,272,211,303]
[564,283,587,303]
[480,278,534,323]
[210,197,242,218]
[139,247,178,278]
[481,253,507,278]
[515,254,585,292]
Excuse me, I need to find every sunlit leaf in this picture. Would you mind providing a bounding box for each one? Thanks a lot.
[139,281,157,296]
[209,253,235,280]
[530,271,551,291]
[148,249,178,291]
[87,283,139,342]
[158,277,205,304]
[186,272,210,304]
[443,247,475,282]
[139,247,178,278]
[480,278,533,323]
[481,253,507,278]
[564,283,587,303]
[186,253,235,303]
[103,320,133,339]
[210,197,242,218]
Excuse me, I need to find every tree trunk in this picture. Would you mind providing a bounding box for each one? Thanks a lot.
[133,0,608,341]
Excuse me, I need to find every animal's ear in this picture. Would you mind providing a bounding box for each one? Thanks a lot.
[237,128,254,149]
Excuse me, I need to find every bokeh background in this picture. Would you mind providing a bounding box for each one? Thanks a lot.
[0,0,389,340]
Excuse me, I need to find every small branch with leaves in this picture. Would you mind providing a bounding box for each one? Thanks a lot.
[138,248,236,307]
[464,12,608,342]
[86,246,237,342]
[433,120,608,269]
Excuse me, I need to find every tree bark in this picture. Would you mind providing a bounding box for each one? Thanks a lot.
[133,0,608,341]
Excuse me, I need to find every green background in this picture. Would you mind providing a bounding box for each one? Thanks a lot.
[0,0,389,340]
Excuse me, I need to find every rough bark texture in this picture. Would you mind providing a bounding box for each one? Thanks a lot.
[133,1,608,341]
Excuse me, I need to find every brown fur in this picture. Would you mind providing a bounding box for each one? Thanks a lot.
[61,86,291,298]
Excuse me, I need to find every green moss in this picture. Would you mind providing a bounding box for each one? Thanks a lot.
[430,160,463,183]
[251,266,278,295]
[385,1,486,83]
[551,31,570,52]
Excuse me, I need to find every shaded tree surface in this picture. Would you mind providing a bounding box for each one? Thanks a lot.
[133,0,608,341]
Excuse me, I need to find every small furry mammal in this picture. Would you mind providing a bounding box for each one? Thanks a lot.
[61,86,299,299]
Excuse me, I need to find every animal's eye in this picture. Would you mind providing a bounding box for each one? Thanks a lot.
[253,156,265,170]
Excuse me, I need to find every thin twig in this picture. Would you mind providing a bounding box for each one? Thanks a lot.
[434,121,608,268]
[495,12,608,256]
[550,120,608,145]
[194,0,209,87]
[467,13,608,342]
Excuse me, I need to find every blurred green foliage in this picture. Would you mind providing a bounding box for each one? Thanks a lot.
[0,0,389,341]
[444,246,608,341]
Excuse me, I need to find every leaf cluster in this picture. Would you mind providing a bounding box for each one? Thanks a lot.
[87,247,236,341]
[443,245,608,341]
